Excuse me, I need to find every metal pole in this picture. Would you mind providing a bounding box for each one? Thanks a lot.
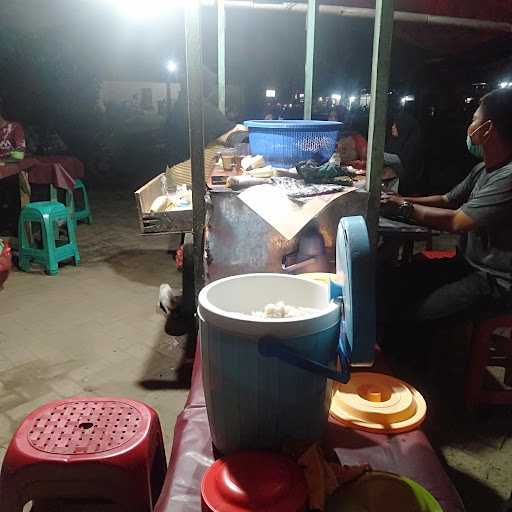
[366,0,394,250]
[185,0,206,295]
[218,0,226,115]
[200,1,512,33]
[304,0,316,120]
[166,80,171,115]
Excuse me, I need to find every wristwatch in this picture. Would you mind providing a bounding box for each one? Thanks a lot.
[398,200,414,221]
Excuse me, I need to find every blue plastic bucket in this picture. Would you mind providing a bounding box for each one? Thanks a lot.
[198,273,341,454]
[244,120,342,168]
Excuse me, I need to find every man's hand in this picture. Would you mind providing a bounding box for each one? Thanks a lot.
[380,192,404,218]
[381,192,403,205]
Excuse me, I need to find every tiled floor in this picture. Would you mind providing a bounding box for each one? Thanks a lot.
[1,186,512,511]
[0,187,188,480]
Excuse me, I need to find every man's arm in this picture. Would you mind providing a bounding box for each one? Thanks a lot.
[402,195,455,209]
[408,204,476,232]
[381,194,476,232]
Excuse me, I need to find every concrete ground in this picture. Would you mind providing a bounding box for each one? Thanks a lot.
[1,185,511,511]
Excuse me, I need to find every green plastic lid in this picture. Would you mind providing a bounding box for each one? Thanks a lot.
[329,471,443,512]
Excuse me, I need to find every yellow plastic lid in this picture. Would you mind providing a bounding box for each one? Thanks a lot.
[330,372,427,434]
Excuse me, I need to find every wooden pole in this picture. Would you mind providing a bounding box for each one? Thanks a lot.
[366,0,394,250]
[304,0,317,120]
[185,0,206,295]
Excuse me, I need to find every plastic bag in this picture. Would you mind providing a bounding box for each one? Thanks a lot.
[0,239,12,289]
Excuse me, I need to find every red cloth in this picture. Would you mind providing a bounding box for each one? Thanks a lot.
[154,346,465,512]
[0,122,26,158]
[31,156,84,180]
[28,156,84,190]
[0,158,38,181]
[0,156,84,190]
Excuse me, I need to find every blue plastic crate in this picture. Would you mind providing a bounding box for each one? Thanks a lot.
[244,120,342,168]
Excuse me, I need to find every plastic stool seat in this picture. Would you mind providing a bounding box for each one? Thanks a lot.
[18,201,80,275]
[0,397,167,512]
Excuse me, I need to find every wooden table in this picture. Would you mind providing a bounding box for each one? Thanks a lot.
[378,216,438,264]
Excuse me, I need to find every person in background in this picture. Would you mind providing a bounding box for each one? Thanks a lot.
[379,87,512,356]
[0,99,26,160]
[166,67,247,166]
[385,110,424,195]
[336,132,368,170]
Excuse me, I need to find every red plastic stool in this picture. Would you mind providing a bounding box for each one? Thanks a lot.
[420,250,456,260]
[465,315,512,412]
[0,397,167,511]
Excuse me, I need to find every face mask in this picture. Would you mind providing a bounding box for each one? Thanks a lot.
[466,120,491,160]
[466,134,484,160]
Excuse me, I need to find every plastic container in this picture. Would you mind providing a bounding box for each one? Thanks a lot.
[201,451,308,512]
[198,273,340,454]
[244,120,342,168]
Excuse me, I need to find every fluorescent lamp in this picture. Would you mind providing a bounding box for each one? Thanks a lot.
[166,61,178,73]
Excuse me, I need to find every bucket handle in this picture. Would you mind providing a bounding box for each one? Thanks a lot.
[258,329,351,384]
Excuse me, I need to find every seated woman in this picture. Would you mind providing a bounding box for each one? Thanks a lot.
[0,101,26,160]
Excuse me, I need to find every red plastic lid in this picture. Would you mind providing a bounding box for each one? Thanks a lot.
[201,451,308,512]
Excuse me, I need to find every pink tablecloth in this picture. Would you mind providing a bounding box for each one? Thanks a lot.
[154,347,466,512]
[0,156,84,190]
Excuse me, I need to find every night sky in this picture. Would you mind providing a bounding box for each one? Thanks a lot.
[1,1,511,104]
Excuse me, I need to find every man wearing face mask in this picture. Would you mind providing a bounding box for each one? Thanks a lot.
[379,87,512,352]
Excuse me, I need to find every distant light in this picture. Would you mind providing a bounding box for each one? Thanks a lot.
[499,81,509,89]
[360,93,371,107]
[166,60,178,73]
[400,95,415,106]
[318,96,323,102]
[289,103,292,108]
[299,93,305,99]
[465,97,474,104]
[104,0,181,20]
[266,89,276,98]
[331,93,342,104]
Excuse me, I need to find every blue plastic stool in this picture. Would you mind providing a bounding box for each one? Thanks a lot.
[18,201,80,275]
[50,179,92,225]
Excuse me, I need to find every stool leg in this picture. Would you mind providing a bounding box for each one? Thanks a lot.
[150,431,167,506]
[66,189,77,229]
[18,216,32,272]
[50,185,58,202]
[67,215,80,267]
[82,184,92,224]
[0,480,25,512]
[465,322,491,412]
[42,215,59,275]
